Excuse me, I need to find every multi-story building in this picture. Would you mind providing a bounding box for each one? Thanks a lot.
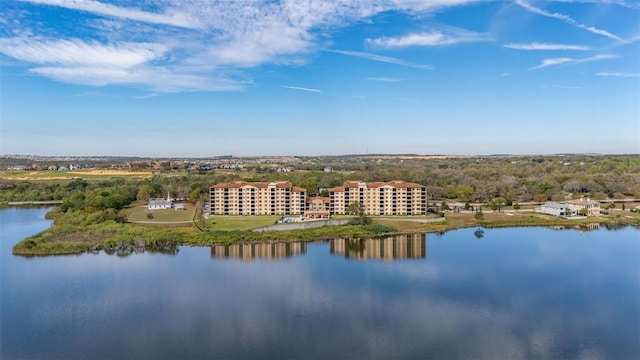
[210,181,306,216]
[329,181,426,215]
[305,196,330,219]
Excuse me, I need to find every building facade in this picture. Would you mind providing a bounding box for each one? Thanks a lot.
[566,199,601,216]
[536,198,601,217]
[305,196,330,219]
[148,192,172,210]
[536,202,575,217]
[329,181,427,216]
[210,181,306,216]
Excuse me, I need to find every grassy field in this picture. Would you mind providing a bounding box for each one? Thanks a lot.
[207,215,280,231]
[0,169,154,181]
[124,202,196,223]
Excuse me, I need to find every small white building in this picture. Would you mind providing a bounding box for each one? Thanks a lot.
[536,198,601,217]
[148,192,172,210]
[536,203,576,217]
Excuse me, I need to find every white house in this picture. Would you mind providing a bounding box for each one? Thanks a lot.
[148,192,172,210]
[536,198,600,217]
[536,203,576,217]
[566,198,600,216]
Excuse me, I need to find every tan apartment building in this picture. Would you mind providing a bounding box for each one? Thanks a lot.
[329,181,426,216]
[305,196,330,219]
[210,181,306,216]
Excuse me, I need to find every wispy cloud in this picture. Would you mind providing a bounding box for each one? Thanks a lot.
[0,36,244,91]
[541,84,585,90]
[281,85,322,93]
[366,77,405,82]
[367,26,488,48]
[504,42,591,51]
[24,0,200,29]
[515,0,627,42]
[529,54,617,70]
[499,72,511,77]
[132,93,159,99]
[0,37,167,67]
[596,72,640,77]
[330,50,434,70]
[4,0,473,92]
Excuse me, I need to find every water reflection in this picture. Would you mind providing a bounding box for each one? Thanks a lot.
[330,233,426,261]
[211,241,306,261]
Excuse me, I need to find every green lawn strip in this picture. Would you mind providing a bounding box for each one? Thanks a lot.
[207,215,281,231]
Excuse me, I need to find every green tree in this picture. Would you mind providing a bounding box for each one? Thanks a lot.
[346,202,371,225]
[533,194,548,203]
[189,189,201,204]
[492,197,506,212]
[137,185,152,201]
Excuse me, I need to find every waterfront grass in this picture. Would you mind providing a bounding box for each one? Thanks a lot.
[12,218,396,256]
[12,210,640,256]
[208,215,280,231]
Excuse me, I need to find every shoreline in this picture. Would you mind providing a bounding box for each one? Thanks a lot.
[11,208,640,257]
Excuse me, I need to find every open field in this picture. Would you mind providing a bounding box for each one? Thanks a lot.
[208,215,280,231]
[124,202,196,223]
[0,169,154,181]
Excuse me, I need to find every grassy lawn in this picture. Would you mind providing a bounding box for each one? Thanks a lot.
[125,202,196,222]
[207,215,280,231]
[372,219,435,232]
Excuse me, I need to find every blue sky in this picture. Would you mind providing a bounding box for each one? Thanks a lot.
[1,0,639,157]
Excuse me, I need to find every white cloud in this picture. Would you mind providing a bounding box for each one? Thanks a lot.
[24,0,200,28]
[504,42,591,51]
[281,85,322,93]
[515,0,627,42]
[368,26,488,48]
[0,36,244,91]
[541,84,585,89]
[0,37,167,67]
[366,77,405,82]
[529,54,617,70]
[596,72,640,77]
[330,49,434,69]
[6,0,479,92]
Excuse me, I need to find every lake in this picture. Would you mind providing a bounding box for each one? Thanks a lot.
[1,207,639,359]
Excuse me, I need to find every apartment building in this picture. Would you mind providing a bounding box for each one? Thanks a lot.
[329,181,426,216]
[305,196,330,219]
[210,181,306,215]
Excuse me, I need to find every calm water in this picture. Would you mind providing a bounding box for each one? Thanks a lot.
[1,208,639,359]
